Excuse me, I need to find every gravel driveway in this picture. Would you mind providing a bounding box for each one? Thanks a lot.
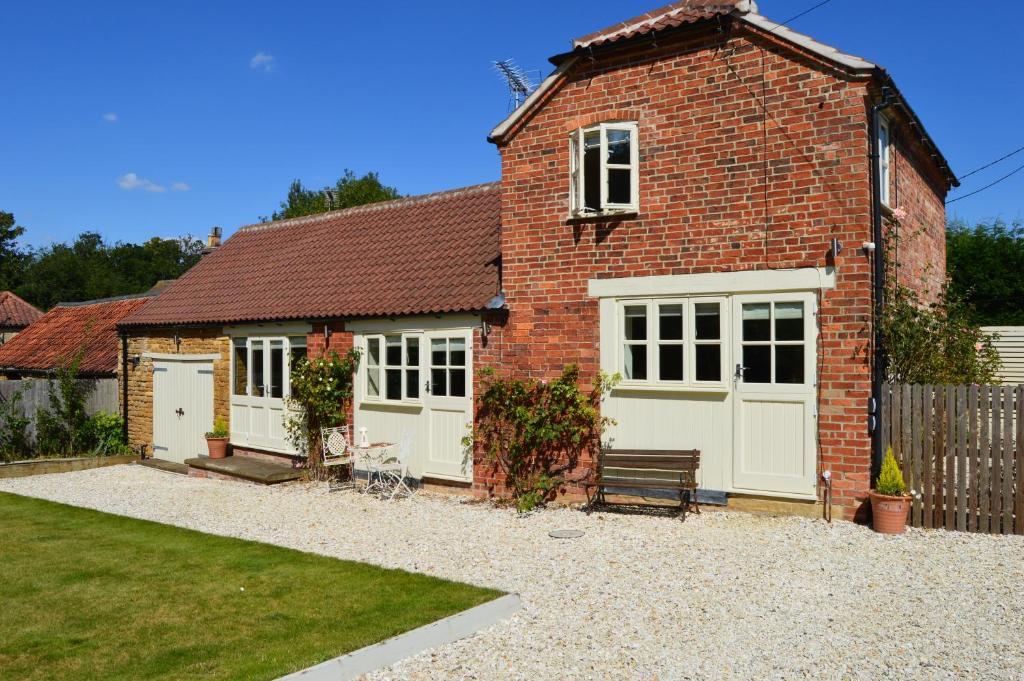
[2,465,1023,680]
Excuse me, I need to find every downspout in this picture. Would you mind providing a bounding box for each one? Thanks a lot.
[869,85,895,479]
[120,332,130,453]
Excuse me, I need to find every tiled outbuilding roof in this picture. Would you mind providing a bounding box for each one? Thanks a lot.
[0,295,153,376]
[0,291,43,330]
[121,182,502,328]
[572,0,754,49]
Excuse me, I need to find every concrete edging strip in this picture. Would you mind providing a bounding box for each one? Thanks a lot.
[278,593,521,680]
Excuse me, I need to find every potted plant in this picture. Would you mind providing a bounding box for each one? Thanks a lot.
[869,446,912,534]
[204,417,230,459]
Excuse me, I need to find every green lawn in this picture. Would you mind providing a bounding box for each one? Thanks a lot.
[0,492,500,681]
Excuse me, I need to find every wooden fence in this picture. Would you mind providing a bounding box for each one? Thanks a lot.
[881,383,1023,535]
[0,378,118,443]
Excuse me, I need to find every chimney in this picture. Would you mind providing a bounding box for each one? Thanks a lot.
[203,226,223,254]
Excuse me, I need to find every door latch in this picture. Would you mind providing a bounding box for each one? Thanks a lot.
[175,407,184,417]
[734,363,746,381]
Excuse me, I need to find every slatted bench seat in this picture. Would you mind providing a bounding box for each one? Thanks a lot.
[584,449,701,520]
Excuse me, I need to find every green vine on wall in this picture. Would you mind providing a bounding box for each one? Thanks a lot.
[285,349,360,479]
[464,365,619,512]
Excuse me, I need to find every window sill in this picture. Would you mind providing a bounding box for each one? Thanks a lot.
[358,399,424,411]
[612,383,730,395]
[566,210,638,224]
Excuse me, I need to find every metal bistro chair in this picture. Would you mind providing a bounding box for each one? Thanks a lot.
[320,425,355,491]
[376,432,416,500]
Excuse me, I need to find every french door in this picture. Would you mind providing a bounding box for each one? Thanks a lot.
[231,336,289,451]
[731,293,817,497]
[422,331,473,481]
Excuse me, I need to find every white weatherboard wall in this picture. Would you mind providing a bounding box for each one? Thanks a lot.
[982,327,1024,385]
[349,315,476,483]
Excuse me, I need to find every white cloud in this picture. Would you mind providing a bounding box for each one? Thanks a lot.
[249,52,275,72]
[117,172,166,193]
[170,182,190,192]
[102,112,118,123]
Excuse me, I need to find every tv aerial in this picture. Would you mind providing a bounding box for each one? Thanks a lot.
[493,59,537,110]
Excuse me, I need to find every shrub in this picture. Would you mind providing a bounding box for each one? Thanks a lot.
[875,447,907,496]
[206,416,229,438]
[79,412,130,456]
[465,365,619,512]
[0,390,33,463]
[35,352,94,457]
[285,349,360,479]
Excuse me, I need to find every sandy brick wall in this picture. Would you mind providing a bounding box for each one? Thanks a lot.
[120,329,230,454]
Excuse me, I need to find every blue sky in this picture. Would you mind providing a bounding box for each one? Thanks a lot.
[3,1,1022,247]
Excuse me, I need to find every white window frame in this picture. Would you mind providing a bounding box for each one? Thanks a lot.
[362,332,423,404]
[616,297,727,390]
[878,116,891,207]
[570,121,639,216]
[230,335,305,401]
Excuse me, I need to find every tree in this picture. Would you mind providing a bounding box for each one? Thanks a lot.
[946,218,1024,326]
[0,211,27,291]
[267,170,400,221]
[12,231,204,309]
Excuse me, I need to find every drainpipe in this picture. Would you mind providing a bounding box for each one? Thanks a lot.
[120,333,130,450]
[869,85,895,480]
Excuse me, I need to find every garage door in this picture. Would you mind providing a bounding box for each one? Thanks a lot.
[152,358,214,463]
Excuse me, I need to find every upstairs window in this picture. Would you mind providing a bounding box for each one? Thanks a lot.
[878,116,891,207]
[570,122,639,215]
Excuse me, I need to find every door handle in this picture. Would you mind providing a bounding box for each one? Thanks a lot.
[175,407,185,417]
[734,364,747,381]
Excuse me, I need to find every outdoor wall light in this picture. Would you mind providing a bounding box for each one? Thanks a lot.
[129,355,142,369]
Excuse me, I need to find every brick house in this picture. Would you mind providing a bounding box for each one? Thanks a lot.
[118,0,955,518]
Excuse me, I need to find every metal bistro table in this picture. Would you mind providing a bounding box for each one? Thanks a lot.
[350,442,397,495]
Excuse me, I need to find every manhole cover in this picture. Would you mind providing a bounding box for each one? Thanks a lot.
[548,529,585,539]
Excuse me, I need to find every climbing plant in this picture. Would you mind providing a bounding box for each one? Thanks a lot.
[464,365,619,512]
[285,349,360,479]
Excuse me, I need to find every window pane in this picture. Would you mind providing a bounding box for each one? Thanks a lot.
[367,367,380,398]
[570,134,580,210]
[624,344,647,380]
[658,344,684,381]
[367,338,380,367]
[658,304,683,341]
[742,345,771,383]
[288,336,307,382]
[607,168,631,205]
[251,341,265,397]
[385,336,402,367]
[449,338,466,367]
[450,369,467,397]
[431,338,446,366]
[694,303,720,340]
[431,368,447,396]
[742,303,770,341]
[606,128,631,165]
[233,341,248,396]
[774,302,804,341]
[696,345,722,382]
[406,369,420,399]
[583,130,601,210]
[775,345,805,384]
[405,337,420,367]
[385,368,402,400]
[270,340,284,398]
[624,305,647,341]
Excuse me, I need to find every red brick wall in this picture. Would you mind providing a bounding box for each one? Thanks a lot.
[492,26,886,516]
[307,322,356,427]
[886,125,948,299]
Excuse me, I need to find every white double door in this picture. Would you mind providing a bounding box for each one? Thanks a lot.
[152,358,214,463]
[731,292,817,497]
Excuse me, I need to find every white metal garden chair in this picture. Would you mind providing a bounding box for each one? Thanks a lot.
[375,431,416,500]
[320,425,355,491]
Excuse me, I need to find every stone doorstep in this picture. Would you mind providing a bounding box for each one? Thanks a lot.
[185,455,303,485]
[137,459,188,475]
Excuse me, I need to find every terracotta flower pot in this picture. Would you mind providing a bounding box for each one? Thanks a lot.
[869,490,912,534]
[205,437,229,459]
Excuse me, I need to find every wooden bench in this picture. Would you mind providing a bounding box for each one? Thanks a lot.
[584,449,701,520]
